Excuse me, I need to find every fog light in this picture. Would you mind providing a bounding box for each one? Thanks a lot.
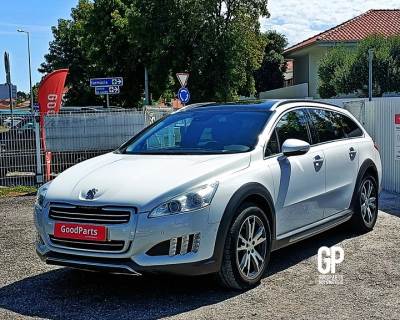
[192,233,201,253]
[169,238,177,256]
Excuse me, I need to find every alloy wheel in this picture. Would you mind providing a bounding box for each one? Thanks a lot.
[360,179,377,227]
[235,215,267,280]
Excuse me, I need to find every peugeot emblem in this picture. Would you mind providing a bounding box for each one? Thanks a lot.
[85,188,98,200]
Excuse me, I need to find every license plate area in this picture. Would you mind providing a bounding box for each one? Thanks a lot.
[54,222,107,242]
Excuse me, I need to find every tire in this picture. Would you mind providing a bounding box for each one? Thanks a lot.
[218,202,271,290]
[351,174,378,233]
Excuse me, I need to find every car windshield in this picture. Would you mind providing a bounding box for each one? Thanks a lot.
[120,108,271,155]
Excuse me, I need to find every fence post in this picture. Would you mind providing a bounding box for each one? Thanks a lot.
[34,112,43,184]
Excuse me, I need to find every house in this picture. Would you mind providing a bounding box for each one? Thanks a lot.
[262,9,400,99]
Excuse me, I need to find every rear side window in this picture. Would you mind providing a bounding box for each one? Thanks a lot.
[275,109,311,148]
[338,114,363,138]
[308,109,343,143]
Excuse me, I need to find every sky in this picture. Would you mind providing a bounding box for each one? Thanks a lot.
[261,0,400,47]
[0,0,399,93]
[0,0,78,93]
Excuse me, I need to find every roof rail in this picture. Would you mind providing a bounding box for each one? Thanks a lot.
[270,99,340,110]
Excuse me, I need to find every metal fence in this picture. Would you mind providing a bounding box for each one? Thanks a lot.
[0,112,37,186]
[0,107,173,187]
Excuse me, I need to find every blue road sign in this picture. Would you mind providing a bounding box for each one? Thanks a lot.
[90,77,123,87]
[178,87,190,104]
[95,86,120,95]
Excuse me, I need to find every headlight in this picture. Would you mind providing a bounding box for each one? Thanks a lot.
[35,182,51,208]
[149,182,219,218]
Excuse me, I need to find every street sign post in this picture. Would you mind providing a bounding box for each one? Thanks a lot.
[90,77,123,107]
[178,87,190,104]
[90,77,123,87]
[94,86,120,95]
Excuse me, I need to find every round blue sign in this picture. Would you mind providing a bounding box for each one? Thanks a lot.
[178,87,190,104]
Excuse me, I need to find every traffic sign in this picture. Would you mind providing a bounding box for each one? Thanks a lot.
[178,87,190,104]
[95,86,120,95]
[90,77,123,87]
[176,73,189,88]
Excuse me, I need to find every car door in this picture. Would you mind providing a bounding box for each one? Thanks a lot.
[307,108,360,216]
[264,109,326,238]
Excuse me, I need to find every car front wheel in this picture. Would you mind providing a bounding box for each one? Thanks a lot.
[218,202,271,290]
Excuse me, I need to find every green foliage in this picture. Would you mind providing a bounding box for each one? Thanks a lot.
[318,35,400,98]
[40,0,272,106]
[254,31,288,94]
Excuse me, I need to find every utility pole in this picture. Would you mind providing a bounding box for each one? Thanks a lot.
[368,49,374,102]
[144,66,149,106]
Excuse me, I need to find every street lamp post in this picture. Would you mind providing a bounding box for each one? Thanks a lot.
[17,29,43,184]
[17,29,34,111]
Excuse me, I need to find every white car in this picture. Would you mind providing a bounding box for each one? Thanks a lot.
[34,100,381,290]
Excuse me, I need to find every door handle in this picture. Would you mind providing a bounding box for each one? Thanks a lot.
[313,155,324,171]
[349,147,357,160]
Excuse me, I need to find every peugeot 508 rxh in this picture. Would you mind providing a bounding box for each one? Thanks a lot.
[34,100,381,289]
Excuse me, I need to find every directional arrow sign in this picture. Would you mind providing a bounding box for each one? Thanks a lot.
[95,86,120,95]
[90,77,123,87]
[178,87,190,104]
[176,73,189,88]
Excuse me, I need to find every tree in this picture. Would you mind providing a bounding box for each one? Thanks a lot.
[40,0,270,106]
[16,91,27,103]
[318,35,400,98]
[254,31,288,94]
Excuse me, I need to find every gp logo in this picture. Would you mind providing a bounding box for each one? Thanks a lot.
[317,246,344,275]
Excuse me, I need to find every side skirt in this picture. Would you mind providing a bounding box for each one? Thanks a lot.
[271,210,353,251]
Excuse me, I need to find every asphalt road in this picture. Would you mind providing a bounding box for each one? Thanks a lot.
[0,193,399,320]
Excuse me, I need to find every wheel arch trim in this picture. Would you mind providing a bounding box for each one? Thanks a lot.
[211,182,275,269]
[351,158,379,209]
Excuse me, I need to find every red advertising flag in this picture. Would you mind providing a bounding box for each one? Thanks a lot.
[38,69,69,116]
[38,69,68,181]
[395,114,400,125]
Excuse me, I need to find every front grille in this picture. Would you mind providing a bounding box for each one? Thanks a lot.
[49,235,125,252]
[49,205,131,224]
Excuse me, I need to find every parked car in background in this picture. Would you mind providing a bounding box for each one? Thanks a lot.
[34,100,381,289]
[0,116,36,178]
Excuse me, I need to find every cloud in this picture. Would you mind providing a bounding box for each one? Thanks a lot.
[261,0,400,47]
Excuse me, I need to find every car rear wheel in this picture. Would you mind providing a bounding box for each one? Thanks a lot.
[218,202,271,290]
[351,174,378,232]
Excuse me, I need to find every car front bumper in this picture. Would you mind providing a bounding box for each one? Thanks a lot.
[34,203,221,276]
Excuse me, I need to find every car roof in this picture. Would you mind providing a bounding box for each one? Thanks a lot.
[182,99,341,112]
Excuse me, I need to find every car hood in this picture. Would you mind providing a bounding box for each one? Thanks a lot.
[46,152,250,212]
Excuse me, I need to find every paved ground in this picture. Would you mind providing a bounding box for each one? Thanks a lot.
[0,193,399,320]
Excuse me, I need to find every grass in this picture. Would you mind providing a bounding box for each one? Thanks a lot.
[0,186,37,197]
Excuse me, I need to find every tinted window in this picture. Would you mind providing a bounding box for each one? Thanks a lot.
[308,109,343,143]
[276,110,310,148]
[121,110,271,154]
[338,114,363,138]
[265,130,280,156]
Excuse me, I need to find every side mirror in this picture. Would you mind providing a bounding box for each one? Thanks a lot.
[282,139,310,157]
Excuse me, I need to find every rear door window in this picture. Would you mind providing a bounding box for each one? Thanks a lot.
[308,109,343,143]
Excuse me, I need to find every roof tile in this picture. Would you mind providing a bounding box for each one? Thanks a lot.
[285,9,400,54]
